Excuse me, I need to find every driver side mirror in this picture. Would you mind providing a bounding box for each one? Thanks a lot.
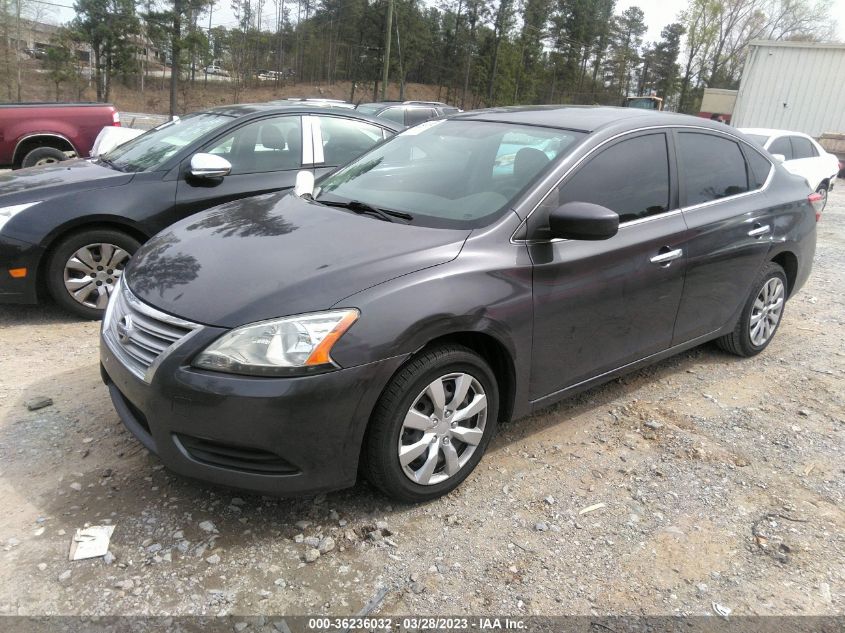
[189,153,232,179]
[771,153,786,163]
[548,202,619,240]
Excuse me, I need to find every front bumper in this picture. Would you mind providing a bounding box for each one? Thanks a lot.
[0,235,42,304]
[101,323,407,496]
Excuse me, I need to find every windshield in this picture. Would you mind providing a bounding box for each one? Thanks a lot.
[103,113,233,172]
[744,134,769,147]
[317,119,585,228]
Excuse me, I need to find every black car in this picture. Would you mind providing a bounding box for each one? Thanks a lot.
[100,106,819,502]
[0,104,401,318]
[355,100,460,127]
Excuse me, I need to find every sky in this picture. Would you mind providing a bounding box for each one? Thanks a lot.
[32,0,845,45]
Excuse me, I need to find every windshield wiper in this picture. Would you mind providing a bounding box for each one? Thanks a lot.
[97,156,123,172]
[316,197,413,223]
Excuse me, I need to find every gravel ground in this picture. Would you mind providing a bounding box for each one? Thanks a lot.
[0,185,842,619]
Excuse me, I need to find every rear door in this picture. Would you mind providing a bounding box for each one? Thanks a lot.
[786,135,824,188]
[528,130,688,399]
[671,130,774,344]
[173,114,304,220]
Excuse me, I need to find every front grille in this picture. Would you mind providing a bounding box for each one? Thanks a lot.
[103,282,200,382]
[175,434,300,475]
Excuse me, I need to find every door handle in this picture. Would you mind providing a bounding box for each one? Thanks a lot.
[650,247,683,265]
[748,224,771,238]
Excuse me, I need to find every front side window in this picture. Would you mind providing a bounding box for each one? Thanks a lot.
[790,136,818,159]
[550,133,671,224]
[104,112,233,172]
[678,132,749,206]
[204,116,302,175]
[768,136,793,161]
[317,120,585,228]
[317,116,386,167]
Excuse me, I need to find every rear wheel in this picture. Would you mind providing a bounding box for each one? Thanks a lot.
[363,345,499,502]
[816,181,829,212]
[46,229,140,319]
[716,262,787,357]
[21,146,68,168]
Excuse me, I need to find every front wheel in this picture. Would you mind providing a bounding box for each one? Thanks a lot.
[46,229,141,319]
[716,262,787,357]
[363,345,499,502]
[21,146,68,168]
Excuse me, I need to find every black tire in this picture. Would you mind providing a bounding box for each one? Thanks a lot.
[46,228,141,320]
[816,181,829,212]
[363,345,499,503]
[716,262,787,357]
[21,146,68,168]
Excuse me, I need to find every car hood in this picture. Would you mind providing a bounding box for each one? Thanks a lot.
[126,191,471,327]
[0,158,133,203]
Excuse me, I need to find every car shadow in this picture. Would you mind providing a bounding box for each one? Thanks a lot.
[0,302,93,327]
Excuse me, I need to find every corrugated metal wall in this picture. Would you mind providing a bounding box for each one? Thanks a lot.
[732,41,845,137]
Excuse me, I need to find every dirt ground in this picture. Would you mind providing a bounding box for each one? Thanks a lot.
[0,186,842,619]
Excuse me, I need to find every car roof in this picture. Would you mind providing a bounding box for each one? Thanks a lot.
[201,102,402,129]
[450,105,730,134]
[738,127,811,139]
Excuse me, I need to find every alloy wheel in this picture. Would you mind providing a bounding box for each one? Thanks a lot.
[63,243,130,309]
[398,372,488,486]
[749,277,784,346]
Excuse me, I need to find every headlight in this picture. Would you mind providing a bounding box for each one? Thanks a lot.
[0,201,41,232]
[193,309,359,376]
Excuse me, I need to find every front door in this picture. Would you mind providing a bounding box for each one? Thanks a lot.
[173,114,305,220]
[528,131,688,399]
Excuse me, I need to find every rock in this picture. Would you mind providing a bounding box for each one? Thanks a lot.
[172,530,184,539]
[445,515,459,526]
[37,563,47,571]
[231,497,245,506]
[294,520,311,530]
[293,534,304,543]
[274,578,287,588]
[146,543,162,554]
[339,519,348,527]
[534,522,549,532]
[798,409,810,417]
[304,548,320,563]
[58,570,71,584]
[303,536,320,548]
[367,530,383,542]
[644,419,663,430]
[544,496,555,505]
[114,579,134,591]
[198,521,217,533]
[318,537,336,554]
[375,520,389,531]
[206,554,221,565]
[69,483,82,492]
[234,622,249,632]
[103,551,116,565]
[25,397,53,411]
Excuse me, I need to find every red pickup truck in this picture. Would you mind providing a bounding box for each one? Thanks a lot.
[0,102,120,169]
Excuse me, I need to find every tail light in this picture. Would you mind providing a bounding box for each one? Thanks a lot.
[808,192,824,221]
[112,110,121,127]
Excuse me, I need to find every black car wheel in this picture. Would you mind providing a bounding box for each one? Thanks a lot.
[46,228,140,319]
[717,262,787,357]
[816,182,829,212]
[21,147,68,168]
[363,345,499,502]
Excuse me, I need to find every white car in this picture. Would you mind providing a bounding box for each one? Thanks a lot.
[740,128,839,208]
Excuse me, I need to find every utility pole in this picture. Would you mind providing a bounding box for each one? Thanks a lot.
[205,1,213,86]
[170,0,182,117]
[380,0,392,100]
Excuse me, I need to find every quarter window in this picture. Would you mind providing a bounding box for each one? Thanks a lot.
[677,132,749,206]
[744,147,772,190]
[405,108,437,126]
[378,108,405,124]
[790,136,818,159]
[554,133,671,223]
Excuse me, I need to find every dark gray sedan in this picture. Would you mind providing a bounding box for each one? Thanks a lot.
[101,106,819,502]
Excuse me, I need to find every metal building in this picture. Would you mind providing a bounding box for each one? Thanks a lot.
[732,40,845,137]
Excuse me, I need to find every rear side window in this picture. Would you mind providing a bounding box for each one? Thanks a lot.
[405,108,437,126]
[378,108,405,124]
[790,136,818,159]
[744,147,772,189]
[768,136,793,161]
[557,133,671,223]
[678,132,748,206]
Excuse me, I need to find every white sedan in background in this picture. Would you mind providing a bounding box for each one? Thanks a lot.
[740,128,840,208]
